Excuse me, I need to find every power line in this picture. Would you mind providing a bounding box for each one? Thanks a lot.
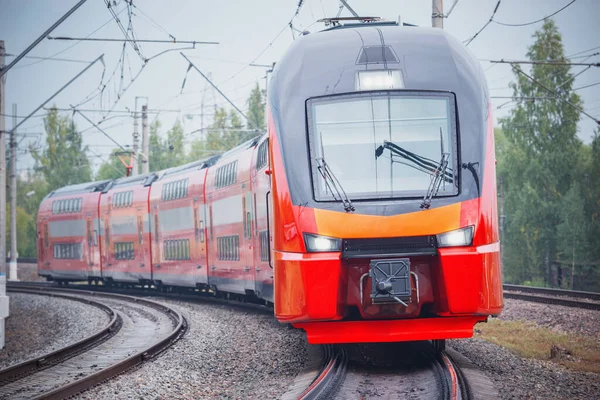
[0,0,89,77]
[5,54,91,64]
[464,0,502,47]
[573,81,600,91]
[73,108,131,154]
[494,0,577,27]
[47,37,219,45]
[104,0,145,62]
[484,59,600,67]
[511,65,600,125]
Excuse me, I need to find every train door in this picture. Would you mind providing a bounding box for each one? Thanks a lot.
[242,191,254,292]
[103,212,111,276]
[251,138,272,300]
[136,210,147,275]
[152,208,161,278]
[39,217,49,264]
[193,199,208,285]
[86,217,95,275]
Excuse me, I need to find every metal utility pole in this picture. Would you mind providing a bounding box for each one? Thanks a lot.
[141,105,149,174]
[0,40,6,276]
[9,104,17,281]
[432,0,444,28]
[131,98,139,176]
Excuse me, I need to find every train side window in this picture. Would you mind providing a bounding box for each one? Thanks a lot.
[199,221,205,243]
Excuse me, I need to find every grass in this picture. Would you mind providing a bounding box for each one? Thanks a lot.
[474,319,600,374]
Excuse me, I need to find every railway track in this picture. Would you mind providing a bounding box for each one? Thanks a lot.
[286,342,470,400]
[503,284,600,311]
[1,285,187,400]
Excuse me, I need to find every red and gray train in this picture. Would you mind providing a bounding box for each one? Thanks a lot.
[37,21,503,345]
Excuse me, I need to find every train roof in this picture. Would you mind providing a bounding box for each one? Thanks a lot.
[102,172,157,192]
[270,23,487,105]
[156,155,221,181]
[45,179,112,199]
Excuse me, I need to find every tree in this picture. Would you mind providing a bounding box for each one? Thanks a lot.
[556,183,588,288]
[498,20,582,286]
[246,82,266,131]
[148,120,186,172]
[30,107,92,191]
[96,149,128,180]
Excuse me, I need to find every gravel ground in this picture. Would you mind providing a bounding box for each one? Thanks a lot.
[78,299,307,400]
[498,298,600,338]
[0,292,109,369]
[11,263,44,282]
[449,338,600,400]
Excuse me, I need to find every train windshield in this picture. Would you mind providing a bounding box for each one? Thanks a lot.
[307,92,458,202]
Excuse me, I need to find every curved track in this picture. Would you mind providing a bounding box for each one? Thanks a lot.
[295,342,468,400]
[0,289,120,385]
[1,285,187,400]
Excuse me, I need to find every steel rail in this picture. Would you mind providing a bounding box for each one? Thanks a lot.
[298,345,347,400]
[503,284,600,301]
[0,289,119,384]
[3,284,187,399]
[439,350,472,400]
[503,291,600,311]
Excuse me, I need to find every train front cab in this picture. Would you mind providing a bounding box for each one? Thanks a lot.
[267,24,503,344]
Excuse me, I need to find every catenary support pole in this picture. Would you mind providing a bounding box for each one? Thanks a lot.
[132,97,139,176]
[432,0,444,28]
[0,40,6,276]
[141,105,149,174]
[9,104,17,281]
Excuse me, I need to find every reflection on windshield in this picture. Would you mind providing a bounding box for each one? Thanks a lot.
[310,94,456,201]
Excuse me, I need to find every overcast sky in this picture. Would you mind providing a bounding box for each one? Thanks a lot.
[1,0,599,174]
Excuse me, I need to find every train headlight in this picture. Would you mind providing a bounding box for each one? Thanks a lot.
[303,233,342,252]
[355,70,404,91]
[436,226,474,248]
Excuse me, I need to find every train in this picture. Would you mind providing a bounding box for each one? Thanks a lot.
[37,19,503,347]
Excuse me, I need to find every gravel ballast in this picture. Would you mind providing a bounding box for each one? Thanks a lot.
[499,298,600,337]
[78,299,307,400]
[449,338,600,400]
[0,292,109,369]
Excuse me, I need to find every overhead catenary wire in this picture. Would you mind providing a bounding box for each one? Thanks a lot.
[494,0,577,27]
[0,0,89,77]
[511,64,600,125]
[464,0,502,47]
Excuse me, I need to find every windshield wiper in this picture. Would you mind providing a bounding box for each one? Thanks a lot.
[375,141,453,183]
[420,152,450,209]
[374,127,453,209]
[316,158,355,212]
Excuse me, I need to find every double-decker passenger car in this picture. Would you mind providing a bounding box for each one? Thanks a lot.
[38,20,502,347]
[37,180,110,282]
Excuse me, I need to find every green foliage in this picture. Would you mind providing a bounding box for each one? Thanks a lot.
[246,82,266,130]
[148,120,187,171]
[497,20,599,290]
[96,149,128,180]
[30,107,92,191]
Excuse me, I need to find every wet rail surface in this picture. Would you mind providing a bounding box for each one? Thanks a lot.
[0,286,186,400]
